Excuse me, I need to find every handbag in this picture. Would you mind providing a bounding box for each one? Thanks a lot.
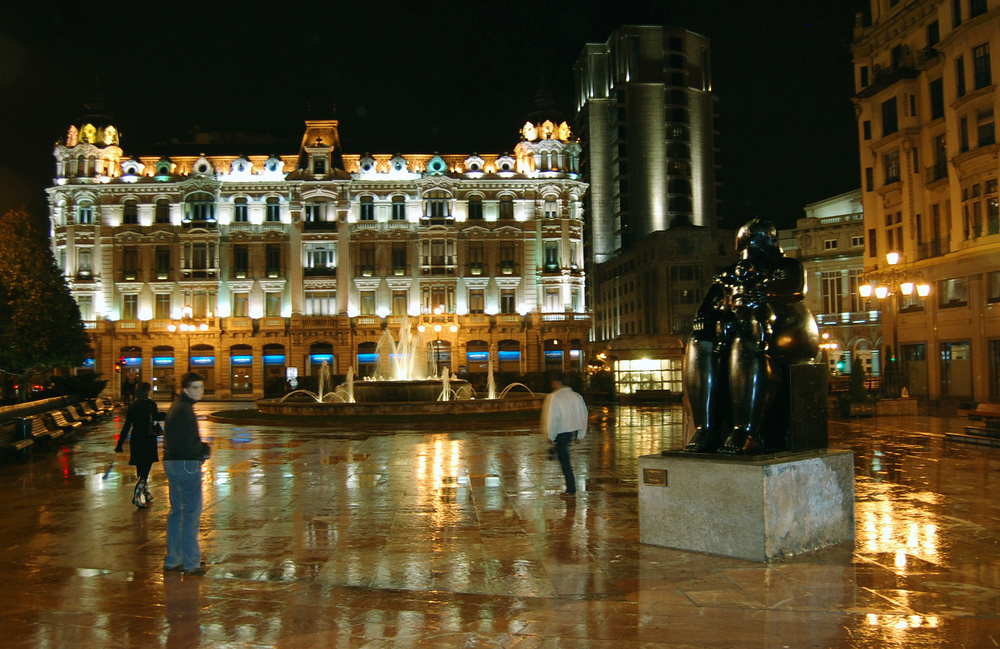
[149,411,163,438]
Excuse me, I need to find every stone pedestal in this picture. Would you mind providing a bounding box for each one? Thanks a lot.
[639,449,855,562]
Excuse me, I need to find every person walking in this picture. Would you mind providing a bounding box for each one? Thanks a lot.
[114,381,162,508]
[540,373,589,496]
[162,372,211,575]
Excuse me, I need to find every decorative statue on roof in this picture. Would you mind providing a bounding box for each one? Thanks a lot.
[683,218,820,454]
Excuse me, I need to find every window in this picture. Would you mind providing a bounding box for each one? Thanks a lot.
[301,290,333,316]
[391,242,407,274]
[849,269,865,311]
[960,116,970,153]
[851,235,864,248]
[500,289,516,314]
[468,289,484,314]
[304,202,325,222]
[956,55,966,98]
[930,78,944,120]
[545,288,561,312]
[265,244,281,277]
[313,158,326,175]
[424,190,450,219]
[265,292,282,317]
[544,242,559,271]
[123,199,138,225]
[123,294,138,320]
[392,196,406,221]
[822,271,843,314]
[183,242,216,277]
[544,198,558,218]
[865,167,874,192]
[76,295,93,321]
[860,65,869,87]
[500,242,516,274]
[953,0,962,27]
[927,20,940,47]
[932,134,947,180]
[391,290,407,316]
[882,97,898,136]
[468,242,484,275]
[155,199,171,224]
[868,229,878,258]
[231,292,249,317]
[154,294,171,320]
[232,244,250,277]
[499,195,514,220]
[970,0,987,18]
[884,150,901,185]
[155,246,171,278]
[122,246,139,280]
[185,192,215,223]
[265,197,280,222]
[824,239,839,250]
[233,198,249,223]
[305,243,336,270]
[973,44,992,90]
[863,120,871,140]
[360,196,374,221]
[78,202,94,225]
[467,196,482,220]
[978,108,995,147]
[938,277,968,307]
[359,243,375,275]
[989,270,1000,303]
[988,180,1000,235]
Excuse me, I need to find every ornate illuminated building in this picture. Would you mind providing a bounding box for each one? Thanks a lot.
[852,0,1000,403]
[574,25,724,397]
[47,116,589,399]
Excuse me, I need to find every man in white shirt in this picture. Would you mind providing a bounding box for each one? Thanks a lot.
[540,373,589,496]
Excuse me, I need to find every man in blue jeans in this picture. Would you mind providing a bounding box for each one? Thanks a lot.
[541,373,589,496]
[162,372,211,575]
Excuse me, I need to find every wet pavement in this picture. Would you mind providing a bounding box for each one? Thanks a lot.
[0,403,998,648]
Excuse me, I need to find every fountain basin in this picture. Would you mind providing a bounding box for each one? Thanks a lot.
[255,393,544,420]
[352,378,471,403]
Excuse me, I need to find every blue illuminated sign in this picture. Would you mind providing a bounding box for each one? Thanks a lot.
[231,356,253,365]
[263,355,285,365]
[357,353,378,364]
[81,358,95,367]
[191,356,214,366]
[498,351,520,361]
[152,357,175,367]
[544,351,564,359]
[466,351,488,361]
[122,357,142,367]
[310,354,333,363]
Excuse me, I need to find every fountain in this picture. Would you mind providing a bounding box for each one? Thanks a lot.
[255,315,543,422]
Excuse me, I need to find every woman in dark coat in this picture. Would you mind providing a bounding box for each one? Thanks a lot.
[114,381,162,508]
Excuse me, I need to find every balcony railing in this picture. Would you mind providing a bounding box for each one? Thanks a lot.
[303,220,337,231]
[917,237,950,260]
[230,269,251,280]
[264,268,284,279]
[181,268,218,279]
[356,265,376,277]
[467,262,485,276]
[924,163,948,182]
[304,266,337,277]
[120,270,141,281]
[497,262,520,276]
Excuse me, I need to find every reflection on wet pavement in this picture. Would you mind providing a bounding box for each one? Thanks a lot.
[0,403,998,647]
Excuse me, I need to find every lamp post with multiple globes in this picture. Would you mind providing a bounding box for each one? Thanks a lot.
[167,306,209,372]
[857,252,931,391]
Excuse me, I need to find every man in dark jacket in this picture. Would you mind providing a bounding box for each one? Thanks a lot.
[162,372,211,575]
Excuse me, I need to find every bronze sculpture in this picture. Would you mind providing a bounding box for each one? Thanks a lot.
[683,219,820,454]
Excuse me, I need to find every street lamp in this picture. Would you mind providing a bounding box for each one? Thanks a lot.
[167,306,209,371]
[857,253,931,390]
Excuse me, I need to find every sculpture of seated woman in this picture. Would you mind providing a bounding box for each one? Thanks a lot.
[683,218,820,454]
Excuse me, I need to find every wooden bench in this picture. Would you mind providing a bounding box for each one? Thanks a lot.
[69,403,96,424]
[59,407,89,427]
[48,410,82,434]
[28,416,65,447]
[0,421,34,462]
[89,398,112,416]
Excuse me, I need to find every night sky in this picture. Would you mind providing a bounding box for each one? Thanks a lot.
[0,0,868,231]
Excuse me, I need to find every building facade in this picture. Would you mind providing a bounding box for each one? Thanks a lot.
[574,25,725,396]
[852,0,1000,403]
[788,190,883,378]
[47,118,590,399]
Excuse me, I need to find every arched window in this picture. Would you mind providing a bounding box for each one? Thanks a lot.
[543,197,558,219]
[184,192,215,224]
[123,199,138,225]
[391,195,406,221]
[77,200,94,225]
[424,190,451,219]
[155,198,171,224]
[233,197,248,223]
[499,195,514,220]
[265,196,280,222]
[468,195,483,220]
[360,196,375,221]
